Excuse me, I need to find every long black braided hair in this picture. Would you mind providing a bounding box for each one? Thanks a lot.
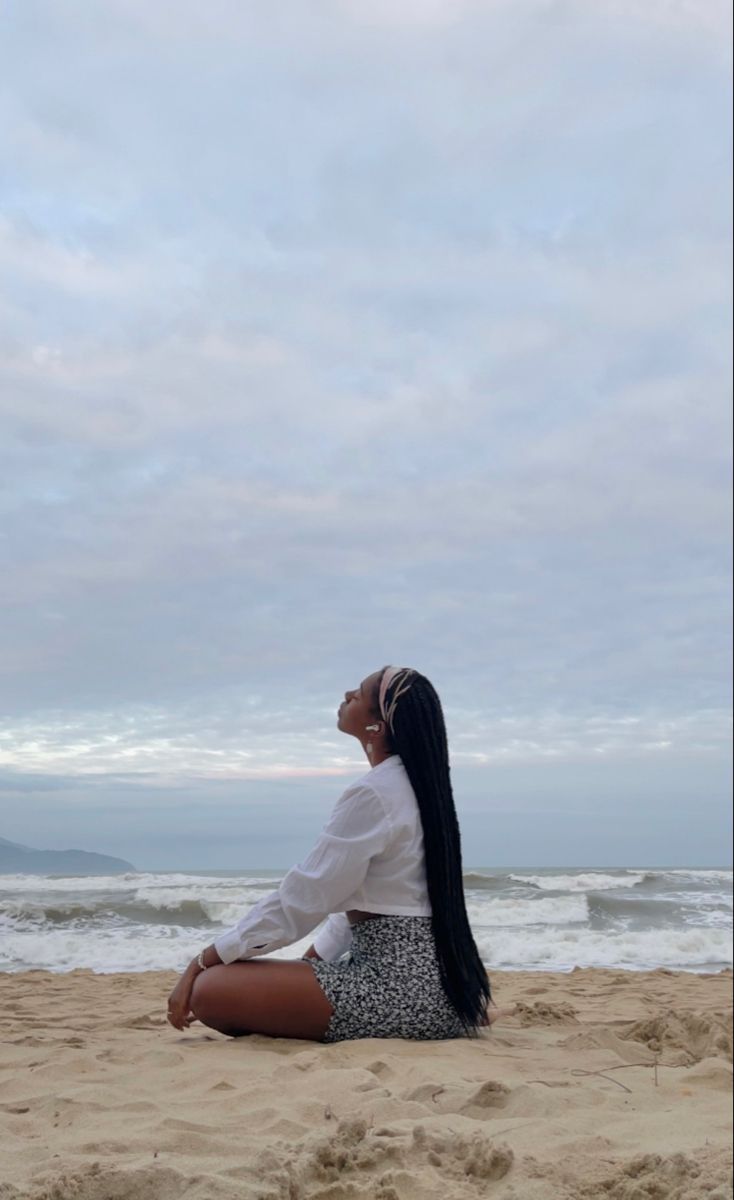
[369,667,491,1036]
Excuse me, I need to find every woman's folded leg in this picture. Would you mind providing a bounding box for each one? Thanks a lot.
[189,959,335,1040]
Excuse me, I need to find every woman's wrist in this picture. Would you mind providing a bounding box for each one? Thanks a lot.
[189,944,223,973]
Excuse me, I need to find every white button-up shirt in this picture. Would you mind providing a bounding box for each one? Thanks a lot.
[213,755,431,964]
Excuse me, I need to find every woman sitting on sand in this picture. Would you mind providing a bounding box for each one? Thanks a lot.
[167,666,494,1042]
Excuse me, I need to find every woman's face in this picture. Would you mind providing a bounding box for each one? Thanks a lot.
[337,668,384,738]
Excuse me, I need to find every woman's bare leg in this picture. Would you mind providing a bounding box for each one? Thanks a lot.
[189,960,334,1040]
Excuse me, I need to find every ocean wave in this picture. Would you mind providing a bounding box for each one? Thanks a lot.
[510,872,653,892]
[700,893,733,910]
[584,893,731,931]
[0,891,271,929]
[2,919,730,975]
[663,869,733,882]
[683,908,734,929]
[461,871,506,891]
[0,923,316,973]
[0,871,281,893]
[0,884,589,933]
[476,925,733,972]
[586,893,686,926]
[1,864,730,975]
[466,895,589,928]
[132,885,274,918]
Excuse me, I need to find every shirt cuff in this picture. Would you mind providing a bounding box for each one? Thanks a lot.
[312,914,353,961]
[212,928,270,964]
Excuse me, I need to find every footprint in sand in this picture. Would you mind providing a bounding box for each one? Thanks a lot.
[367,1059,395,1080]
[403,1077,511,1118]
[120,1012,168,1029]
[515,1000,579,1027]
[459,1079,512,1114]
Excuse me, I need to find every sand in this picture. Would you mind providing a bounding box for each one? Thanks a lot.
[0,967,731,1200]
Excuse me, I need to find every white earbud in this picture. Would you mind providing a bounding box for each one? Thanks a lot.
[365,724,380,732]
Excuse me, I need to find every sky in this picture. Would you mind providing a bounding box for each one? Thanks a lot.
[0,0,731,870]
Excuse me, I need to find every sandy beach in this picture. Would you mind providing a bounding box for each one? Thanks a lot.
[0,967,731,1199]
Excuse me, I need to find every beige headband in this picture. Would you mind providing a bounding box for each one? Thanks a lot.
[378,665,415,731]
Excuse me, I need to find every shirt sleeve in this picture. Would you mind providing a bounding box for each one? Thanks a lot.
[311,912,354,961]
[212,782,392,964]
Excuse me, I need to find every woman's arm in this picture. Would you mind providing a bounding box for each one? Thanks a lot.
[166,943,224,1029]
[212,783,391,964]
[301,913,354,962]
[173,942,224,988]
[195,944,224,969]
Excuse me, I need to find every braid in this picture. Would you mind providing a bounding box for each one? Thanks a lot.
[375,670,491,1036]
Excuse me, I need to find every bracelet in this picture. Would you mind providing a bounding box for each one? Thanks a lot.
[196,949,208,970]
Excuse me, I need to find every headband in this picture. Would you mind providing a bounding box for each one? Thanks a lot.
[378,665,415,731]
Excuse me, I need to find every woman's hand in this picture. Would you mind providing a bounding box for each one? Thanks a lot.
[166,962,199,1030]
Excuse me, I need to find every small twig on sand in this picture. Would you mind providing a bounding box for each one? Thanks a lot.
[569,1062,660,1094]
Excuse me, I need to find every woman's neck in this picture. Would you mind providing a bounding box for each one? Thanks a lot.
[367,748,396,768]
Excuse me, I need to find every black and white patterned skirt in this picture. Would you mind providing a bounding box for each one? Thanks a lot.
[304,915,470,1043]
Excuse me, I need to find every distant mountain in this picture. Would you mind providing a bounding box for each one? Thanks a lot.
[0,837,136,875]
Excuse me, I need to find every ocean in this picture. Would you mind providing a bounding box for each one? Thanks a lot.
[1,866,731,975]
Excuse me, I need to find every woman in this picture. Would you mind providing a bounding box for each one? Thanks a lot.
[167,665,494,1041]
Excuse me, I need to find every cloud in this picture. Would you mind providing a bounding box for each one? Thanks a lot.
[0,0,730,861]
[0,698,729,783]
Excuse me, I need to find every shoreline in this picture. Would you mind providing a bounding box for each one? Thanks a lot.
[3,961,732,976]
[1,966,731,1199]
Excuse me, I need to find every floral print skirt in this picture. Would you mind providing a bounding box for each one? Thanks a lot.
[303,915,469,1043]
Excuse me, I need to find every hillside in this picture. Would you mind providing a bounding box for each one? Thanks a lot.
[0,836,136,875]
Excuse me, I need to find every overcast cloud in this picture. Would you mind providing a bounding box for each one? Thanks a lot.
[1,0,731,868]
